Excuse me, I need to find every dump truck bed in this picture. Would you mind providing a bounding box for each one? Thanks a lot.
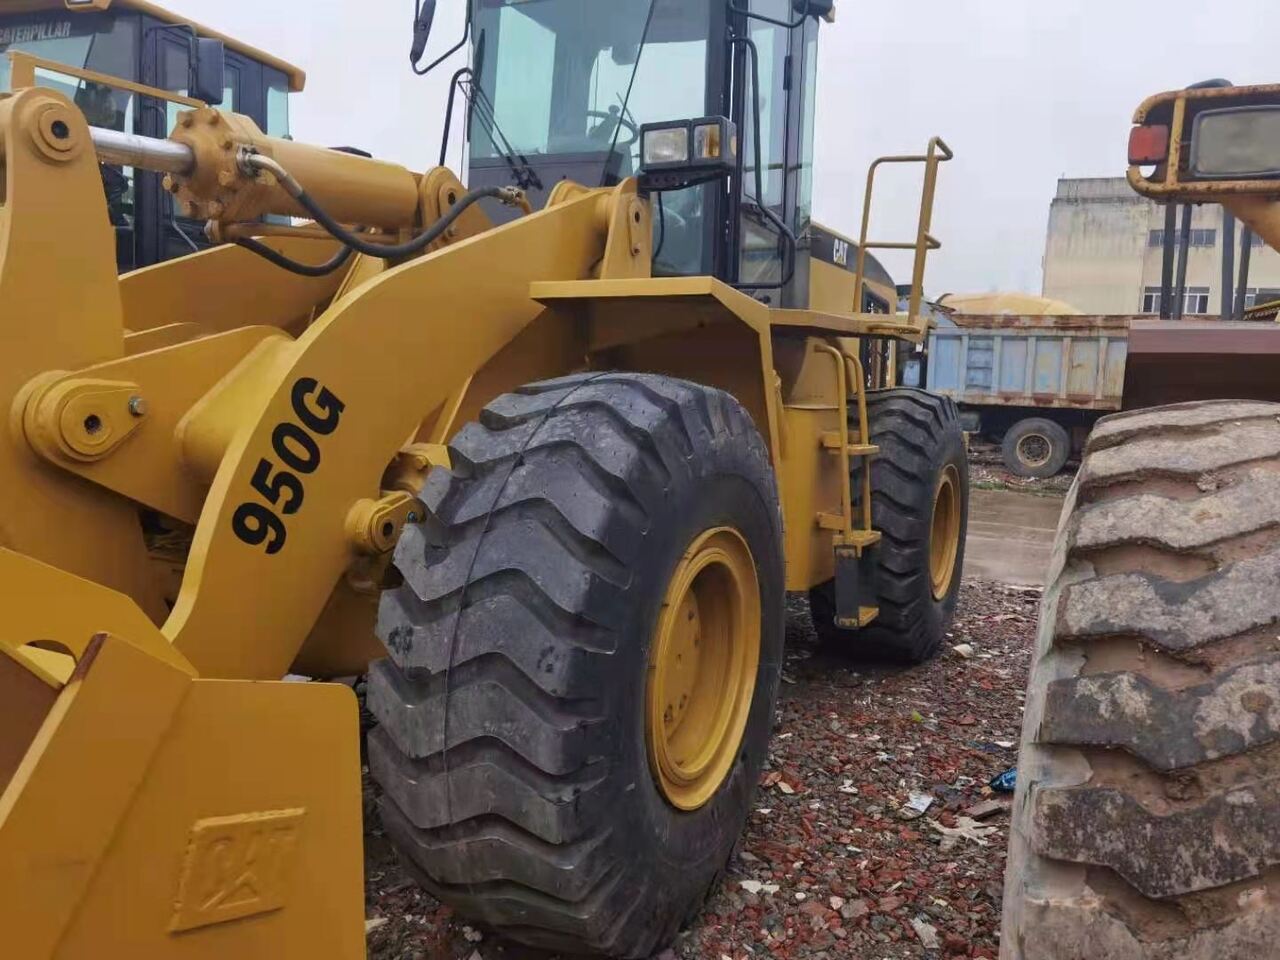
[925,314,1132,412]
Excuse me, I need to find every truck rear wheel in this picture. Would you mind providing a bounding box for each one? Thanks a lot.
[366,373,784,958]
[1002,416,1070,478]
[1002,400,1280,959]
[809,388,968,663]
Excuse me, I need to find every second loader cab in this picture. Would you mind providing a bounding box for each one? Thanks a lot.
[448,0,832,308]
[0,0,303,272]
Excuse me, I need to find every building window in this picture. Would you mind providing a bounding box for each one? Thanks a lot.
[1148,228,1217,248]
[1246,288,1280,309]
[1142,286,1211,314]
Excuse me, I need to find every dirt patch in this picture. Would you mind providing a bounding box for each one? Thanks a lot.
[362,579,1040,959]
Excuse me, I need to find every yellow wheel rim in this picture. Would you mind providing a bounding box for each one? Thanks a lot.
[646,527,761,812]
[930,464,962,600]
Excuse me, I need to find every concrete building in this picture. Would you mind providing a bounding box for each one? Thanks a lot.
[1041,177,1280,315]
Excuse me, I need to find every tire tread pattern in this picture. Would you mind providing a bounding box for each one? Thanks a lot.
[1002,399,1280,959]
[368,372,778,957]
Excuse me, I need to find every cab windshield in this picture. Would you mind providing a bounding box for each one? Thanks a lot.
[0,12,136,97]
[472,0,711,178]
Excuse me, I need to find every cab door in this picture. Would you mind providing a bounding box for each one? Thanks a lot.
[136,27,194,267]
[137,28,264,268]
[726,0,816,308]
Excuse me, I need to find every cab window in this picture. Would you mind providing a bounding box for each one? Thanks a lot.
[265,69,290,138]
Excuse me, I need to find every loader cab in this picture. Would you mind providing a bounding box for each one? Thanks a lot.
[0,1,302,273]
[464,0,828,307]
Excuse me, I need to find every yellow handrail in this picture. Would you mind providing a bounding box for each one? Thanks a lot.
[6,50,206,111]
[852,136,953,338]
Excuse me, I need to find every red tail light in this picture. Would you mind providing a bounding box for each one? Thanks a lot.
[1129,125,1170,165]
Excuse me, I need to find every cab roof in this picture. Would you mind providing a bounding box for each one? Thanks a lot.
[0,0,306,90]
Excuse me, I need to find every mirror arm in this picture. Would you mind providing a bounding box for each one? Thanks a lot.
[412,0,473,77]
[727,0,829,30]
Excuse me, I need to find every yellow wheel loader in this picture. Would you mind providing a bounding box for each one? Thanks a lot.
[0,1,965,956]
[1002,81,1280,958]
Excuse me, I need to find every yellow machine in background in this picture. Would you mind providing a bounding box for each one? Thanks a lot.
[1001,80,1280,960]
[0,1,964,956]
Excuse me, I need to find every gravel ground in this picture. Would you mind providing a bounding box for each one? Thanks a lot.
[362,579,1039,960]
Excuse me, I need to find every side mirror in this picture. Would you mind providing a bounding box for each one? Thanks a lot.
[411,0,438,63]
[191,38,226,105]
[793,0,835,18]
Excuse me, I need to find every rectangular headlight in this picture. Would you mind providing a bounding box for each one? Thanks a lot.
[642,126,690,167]
[638,117,737,191]
[1191,106,1280,179]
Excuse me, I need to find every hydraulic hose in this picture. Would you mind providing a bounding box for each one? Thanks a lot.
[234,237,357,277]
[239,151,526,260]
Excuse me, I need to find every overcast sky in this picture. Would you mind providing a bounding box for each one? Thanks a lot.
[165,0,1280,296]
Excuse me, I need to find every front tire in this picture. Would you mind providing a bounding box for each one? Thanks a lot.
[1002,400,1280,958]
[810,388,969,663]
[366,373,784,957]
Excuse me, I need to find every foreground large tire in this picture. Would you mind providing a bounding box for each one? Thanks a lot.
[1002,400,1280,959]
[810,388,968,662]
[367,373,784,957]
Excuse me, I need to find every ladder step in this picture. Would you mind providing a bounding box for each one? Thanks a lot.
[819,432,879,457]
[835,607,880,629]
[815,517,884,550]
[816,512,845,532]
[839,530,883,549]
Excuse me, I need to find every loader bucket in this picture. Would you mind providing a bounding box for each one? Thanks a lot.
[0,549,366,959]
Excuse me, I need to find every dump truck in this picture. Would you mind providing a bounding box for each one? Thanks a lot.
[921,311,1130,477]
[0,1,968,956]
[0,0,304,272]
[1001,81,1280,958]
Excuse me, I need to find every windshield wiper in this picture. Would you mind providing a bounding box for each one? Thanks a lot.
[435,27,542,192]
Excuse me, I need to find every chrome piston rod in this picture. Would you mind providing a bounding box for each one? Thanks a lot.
[89,126,194,176]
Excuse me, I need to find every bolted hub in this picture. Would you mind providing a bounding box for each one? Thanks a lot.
[646,527,761,811]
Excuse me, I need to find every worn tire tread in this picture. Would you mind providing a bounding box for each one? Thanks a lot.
[1002,399,1280,959]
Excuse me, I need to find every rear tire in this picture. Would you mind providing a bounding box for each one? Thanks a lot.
[1002,416,1070,478]
[1002,400,1280,959]
[810,388,969,663]
[367,373,784,958]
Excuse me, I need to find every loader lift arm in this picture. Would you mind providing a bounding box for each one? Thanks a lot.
[0,81,653,956]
